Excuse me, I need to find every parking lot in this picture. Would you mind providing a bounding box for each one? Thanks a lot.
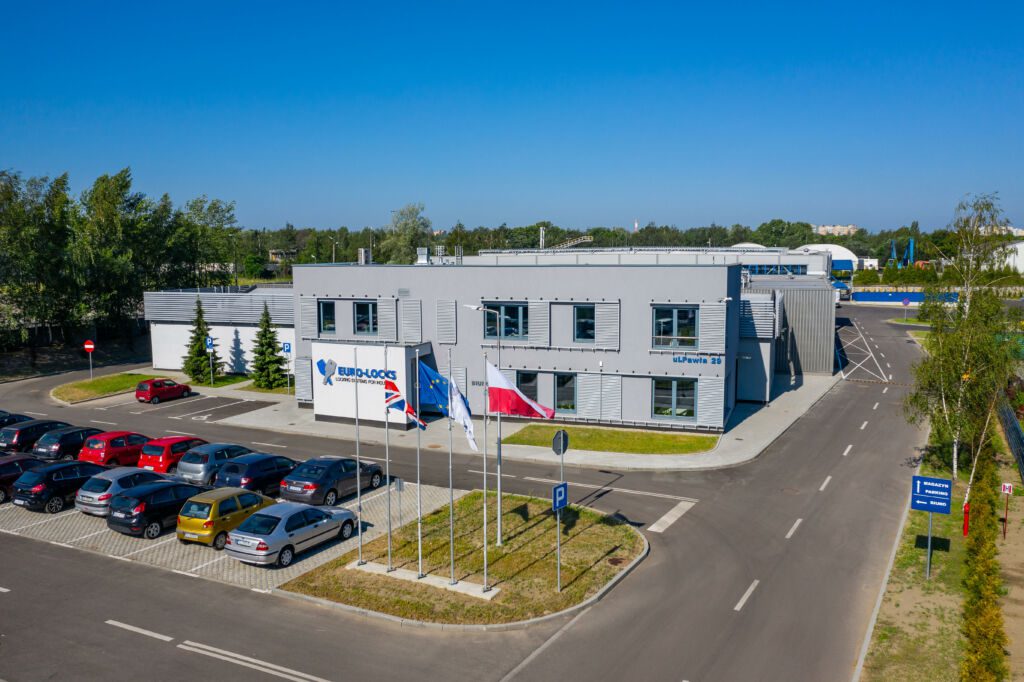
[0,482,463,591]
[86,392,276,426]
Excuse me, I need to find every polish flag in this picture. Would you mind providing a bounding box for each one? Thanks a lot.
[486,362,555,419]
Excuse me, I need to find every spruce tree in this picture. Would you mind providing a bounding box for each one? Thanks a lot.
[182,298,222,384]
[250,302,287,389]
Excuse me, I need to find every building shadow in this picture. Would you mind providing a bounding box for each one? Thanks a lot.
[229,329,246,373]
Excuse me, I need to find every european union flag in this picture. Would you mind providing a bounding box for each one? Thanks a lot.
[417,362,450,415]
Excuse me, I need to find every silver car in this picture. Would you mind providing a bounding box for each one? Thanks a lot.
[75,467,169,517]
[176,443,252,485]
[225,502,356,568]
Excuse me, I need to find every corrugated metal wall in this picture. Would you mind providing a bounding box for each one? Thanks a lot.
[697,376,725,427]
[739,299,775,339]
[377,299,398,341]
[294,357,313,401]
[595,303,620,349]
[144,292,294,326]
[436,300,457,344]
[399,300,422,343]
[749,287,835,374]
[698,303,726,353]
[528,301,550,346]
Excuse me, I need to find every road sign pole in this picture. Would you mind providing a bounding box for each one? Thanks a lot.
[447,346,456,586]
[88,353,93,381]
[482,352,490,594]
[556,506,562,593]
[415,349,423,578]
[1005,492,1010,541]
[926,512,933,580]
[354,346,364,566]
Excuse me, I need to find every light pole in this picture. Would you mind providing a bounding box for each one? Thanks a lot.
[465,304,504,546]
[328,237,339,263]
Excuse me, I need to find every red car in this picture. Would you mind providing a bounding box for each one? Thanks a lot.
[78,431,151,467]
[135,378,192,404]
[137,436,207,473]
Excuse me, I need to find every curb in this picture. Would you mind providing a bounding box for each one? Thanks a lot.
[269,515,650,632]
[49,387,136,407]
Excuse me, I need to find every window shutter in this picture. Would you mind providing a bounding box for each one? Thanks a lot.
[436,300,457,344]
[595,303,620,349]
[452,367,468,394]
[528,301,549,346]
[377,299,397,341]
[577,374,601,419]
[698,303,726,354]
[601,375,621,421]
[299,297,318,339]
[696,376,725,428]
[294,357,313,400]
[399,300,422,343]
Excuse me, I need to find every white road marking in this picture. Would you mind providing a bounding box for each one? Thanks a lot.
[860,421,868,430]
[647,500,696,533]
[886,362,891,368]
[105,619,174,642]
[468,469,516,478]
[189,555,228,572]
[252,441,288,449]
[874,344,879,349]
[90,420,118,426]
[108,554,131,561]
[172,569,199,578]
[12,515,65,532]
[71,528,109,542]
[0,527,20,533]
[734,580,760,611]
[883,386,889,394]
[95,397,143,410]
[169,399,250,420]
[873,402,879,410]
[785,518,803,539]
[131,395,212,414]
[499,606,592,682]
[0,586,9,593]
[889,374,894,380]
[819,476,832,492]
[24,411,47,416]
[49,541,72,548]
[251,588,272,594]
[522,476,698,502]
[842,444,853,457]
[165,430,193,436]
[176,641,331,682]
[122,535,177,557]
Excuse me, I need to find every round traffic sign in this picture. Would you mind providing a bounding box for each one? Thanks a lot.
[902,298,911,306]
[83,340,95,353]
[552,429,570,456]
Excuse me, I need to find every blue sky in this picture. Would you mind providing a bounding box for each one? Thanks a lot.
[2,2,1022,232]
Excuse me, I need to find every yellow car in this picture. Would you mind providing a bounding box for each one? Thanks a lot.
[176,487,275,550]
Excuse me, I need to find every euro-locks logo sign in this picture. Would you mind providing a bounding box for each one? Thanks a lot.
[317,358,397,386]
[316,358,338,386]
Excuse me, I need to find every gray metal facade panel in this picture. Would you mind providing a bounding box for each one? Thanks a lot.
[577,373,601,419]
[698,303,726,353]
[601,375,622,421]
[452,367,468,395]
[436,300,457,344]
[144,292,294,327]
[294,357,313,400]
[399,300,422,343]
[739,300,776,339]
[528,301,550,346]
[298,297,318,339]
[595,302,620,349]
[749,287,834,374]
[697,376,725,427]
[377,299,398,341]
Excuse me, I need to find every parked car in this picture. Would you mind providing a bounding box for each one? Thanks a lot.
[78,431,151,467]
[176,443,253,485]
[213,453,297,495]
[0,412,32,429]
[32,426,103,462]
[0,419,71,454]
[225,502,356,567]
[137,436,208,474]
[0,456,45,504]
[75,467,170,517]
[11,461,107,513]
[176,487,275,550]
[135,378,192,404]
[107,481,205,539]
[280,456,383,506]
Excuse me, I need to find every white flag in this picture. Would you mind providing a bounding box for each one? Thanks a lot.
[448,374,478,452]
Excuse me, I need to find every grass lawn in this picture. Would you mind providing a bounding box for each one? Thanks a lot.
[282,491,644,624]
[503,424,717,455]
[888,316,930,327]
[200,374,249,388]
[861,462,966,682]
[52,372,160,403]
[909,330,932,344]
[240,382,293,395]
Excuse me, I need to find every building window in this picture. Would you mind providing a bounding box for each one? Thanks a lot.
[517,371,538,402]
[574,305,595,342]
[318,301,336,333]
[354,301,378,335]
[652,378,697,418]
[483,303,529,339]
[554,373,576,413]
[652,306,698,348]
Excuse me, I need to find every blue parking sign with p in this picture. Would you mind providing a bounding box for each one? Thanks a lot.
[552,482,568,511]
[205,336,213,350]
[282,342,291,354]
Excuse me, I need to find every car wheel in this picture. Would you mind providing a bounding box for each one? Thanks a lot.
[143,521,162,539]
[182,390,191,398]
[0,488,7,504]
[213,532,228,551]
[277,546,295,568]
[61,454,74,461]
[151,396,160,405]
[370,473,382,489]
[339,520,354,540]
[324,489,338,506]
[44,496,64,514]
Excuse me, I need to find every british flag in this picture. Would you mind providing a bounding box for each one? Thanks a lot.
[384,379,426,429]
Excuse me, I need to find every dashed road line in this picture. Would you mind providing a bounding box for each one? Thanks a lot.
[860,421,868,430]
[522,476,698,502]
[91,420,118,426]
[468,469,516,478]
[105,619,175,642]
[166,430,194,436]
[873,402,879,410]
[886,362,891,368]
[647,499,696,533]
[0,586,9,593]
[883,386,889,394]
[176,640,331,682]
[734,580,760,611]
[819,476,832,492]
[24,411,47,416]
[879,353,885,359]
[785,518,803,539]
[842,444,853,457]
[252,441,288,449]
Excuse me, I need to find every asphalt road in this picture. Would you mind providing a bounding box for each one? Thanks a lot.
[0,304,926,682]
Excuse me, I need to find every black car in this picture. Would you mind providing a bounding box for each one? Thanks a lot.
[32,426,103,462]
[0,419,71,454]
[107,481,204,539]
[0,456,45,504]
[213,453,297,496]
[280,456,383,506]
[12,461,107,513]
[0,413,32,430]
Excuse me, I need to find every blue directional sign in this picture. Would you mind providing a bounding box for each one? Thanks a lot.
[282,342,291,354]
[911,475,952,515]
[552,482,568,512]
[205,335,214,350]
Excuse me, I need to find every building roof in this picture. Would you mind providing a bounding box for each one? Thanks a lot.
[796,243,858,262]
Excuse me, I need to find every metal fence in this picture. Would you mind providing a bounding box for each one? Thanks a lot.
[998,401,1024,483]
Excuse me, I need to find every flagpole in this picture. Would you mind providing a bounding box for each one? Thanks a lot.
[482,352,490,593]
[384,342,392,572]
[496,332,503,546]
[415,349,423,578]
[448,346,456,586]
[354,345,364,566]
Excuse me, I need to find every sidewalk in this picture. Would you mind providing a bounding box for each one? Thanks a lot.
[213,372,842,472]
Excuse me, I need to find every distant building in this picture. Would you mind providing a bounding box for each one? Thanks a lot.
[268,249,297,264]
[858,258,879,271]
[814,224,861,237]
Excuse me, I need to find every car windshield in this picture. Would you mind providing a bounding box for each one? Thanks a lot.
[80,478,112,493]
[181,452,208,464]
[238,513,279,535]
[84,438,104,449]
[141,445,164,456]
[0,429,15,445]
[17,471,45,486]
[111,495,139,510]
[136,382,150,391]
[221,463,243,475]
[37,432,61,446]
[293,463,328,478]
[179,500,211,519]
